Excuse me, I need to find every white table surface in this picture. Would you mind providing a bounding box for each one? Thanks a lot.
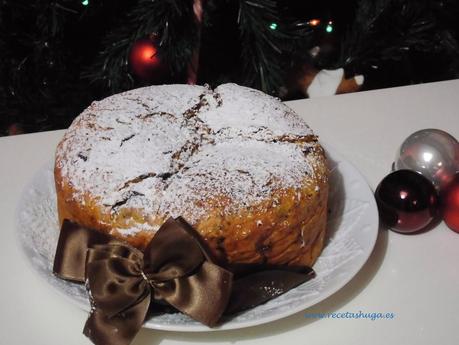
[1,79,459,345]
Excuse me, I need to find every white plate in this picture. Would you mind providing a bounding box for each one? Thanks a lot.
[15,144,378,332]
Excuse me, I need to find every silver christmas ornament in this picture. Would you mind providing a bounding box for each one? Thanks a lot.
[394,129,459,191]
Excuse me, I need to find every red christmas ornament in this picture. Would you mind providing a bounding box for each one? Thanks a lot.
[441,173,459,233]
[129,37,165,81]
[375,170,439,233]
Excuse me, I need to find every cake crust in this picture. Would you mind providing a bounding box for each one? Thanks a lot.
[55,84,328,268]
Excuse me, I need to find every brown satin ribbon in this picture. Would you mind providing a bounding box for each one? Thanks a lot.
[53,217,315,345]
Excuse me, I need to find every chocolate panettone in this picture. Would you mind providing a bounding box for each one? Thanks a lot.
[54,83,328,268]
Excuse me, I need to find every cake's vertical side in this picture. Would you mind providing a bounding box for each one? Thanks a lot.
[54,138,68,228]
[53,133,110,236]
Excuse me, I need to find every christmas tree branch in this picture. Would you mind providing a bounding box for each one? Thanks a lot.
[340,0,459,80]
[84,0,198,92]
[237,0,294,94]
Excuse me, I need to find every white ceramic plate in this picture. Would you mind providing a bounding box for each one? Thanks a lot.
[15,144,378,332]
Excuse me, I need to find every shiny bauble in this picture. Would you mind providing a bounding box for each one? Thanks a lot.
[394,129,459,191]
[441,173,459,233]
[375,170,439,233]
[128,38,166,82]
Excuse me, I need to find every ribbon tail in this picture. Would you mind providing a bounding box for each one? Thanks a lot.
[225,268,315,315]
[84,294,151,345]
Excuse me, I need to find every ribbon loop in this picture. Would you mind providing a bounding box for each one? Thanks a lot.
[53,220,122,282]
[143,217,206,281]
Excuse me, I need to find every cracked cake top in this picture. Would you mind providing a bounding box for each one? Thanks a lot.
[55,83,323,232]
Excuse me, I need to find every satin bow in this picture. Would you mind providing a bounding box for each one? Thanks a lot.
[53,217,232,345]
[53,217,315,345]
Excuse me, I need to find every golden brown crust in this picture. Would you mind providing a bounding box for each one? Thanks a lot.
[55,144,328,268]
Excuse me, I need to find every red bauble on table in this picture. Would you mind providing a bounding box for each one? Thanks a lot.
[375,170,439,233]
[441,173,459,233]
[128,37,166,81]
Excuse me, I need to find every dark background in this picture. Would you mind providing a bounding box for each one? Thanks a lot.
[1,0,458,136]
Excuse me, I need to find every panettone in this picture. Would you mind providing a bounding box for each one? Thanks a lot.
[54,83,328,268]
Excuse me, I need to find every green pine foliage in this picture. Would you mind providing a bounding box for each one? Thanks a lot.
[83,0,198,92]
[340,0,459,85]
[1,0,458,135]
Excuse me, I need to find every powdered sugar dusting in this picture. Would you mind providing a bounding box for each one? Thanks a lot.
[199,84,313,140]
[56,83,323,235]
[160,139,313,220]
